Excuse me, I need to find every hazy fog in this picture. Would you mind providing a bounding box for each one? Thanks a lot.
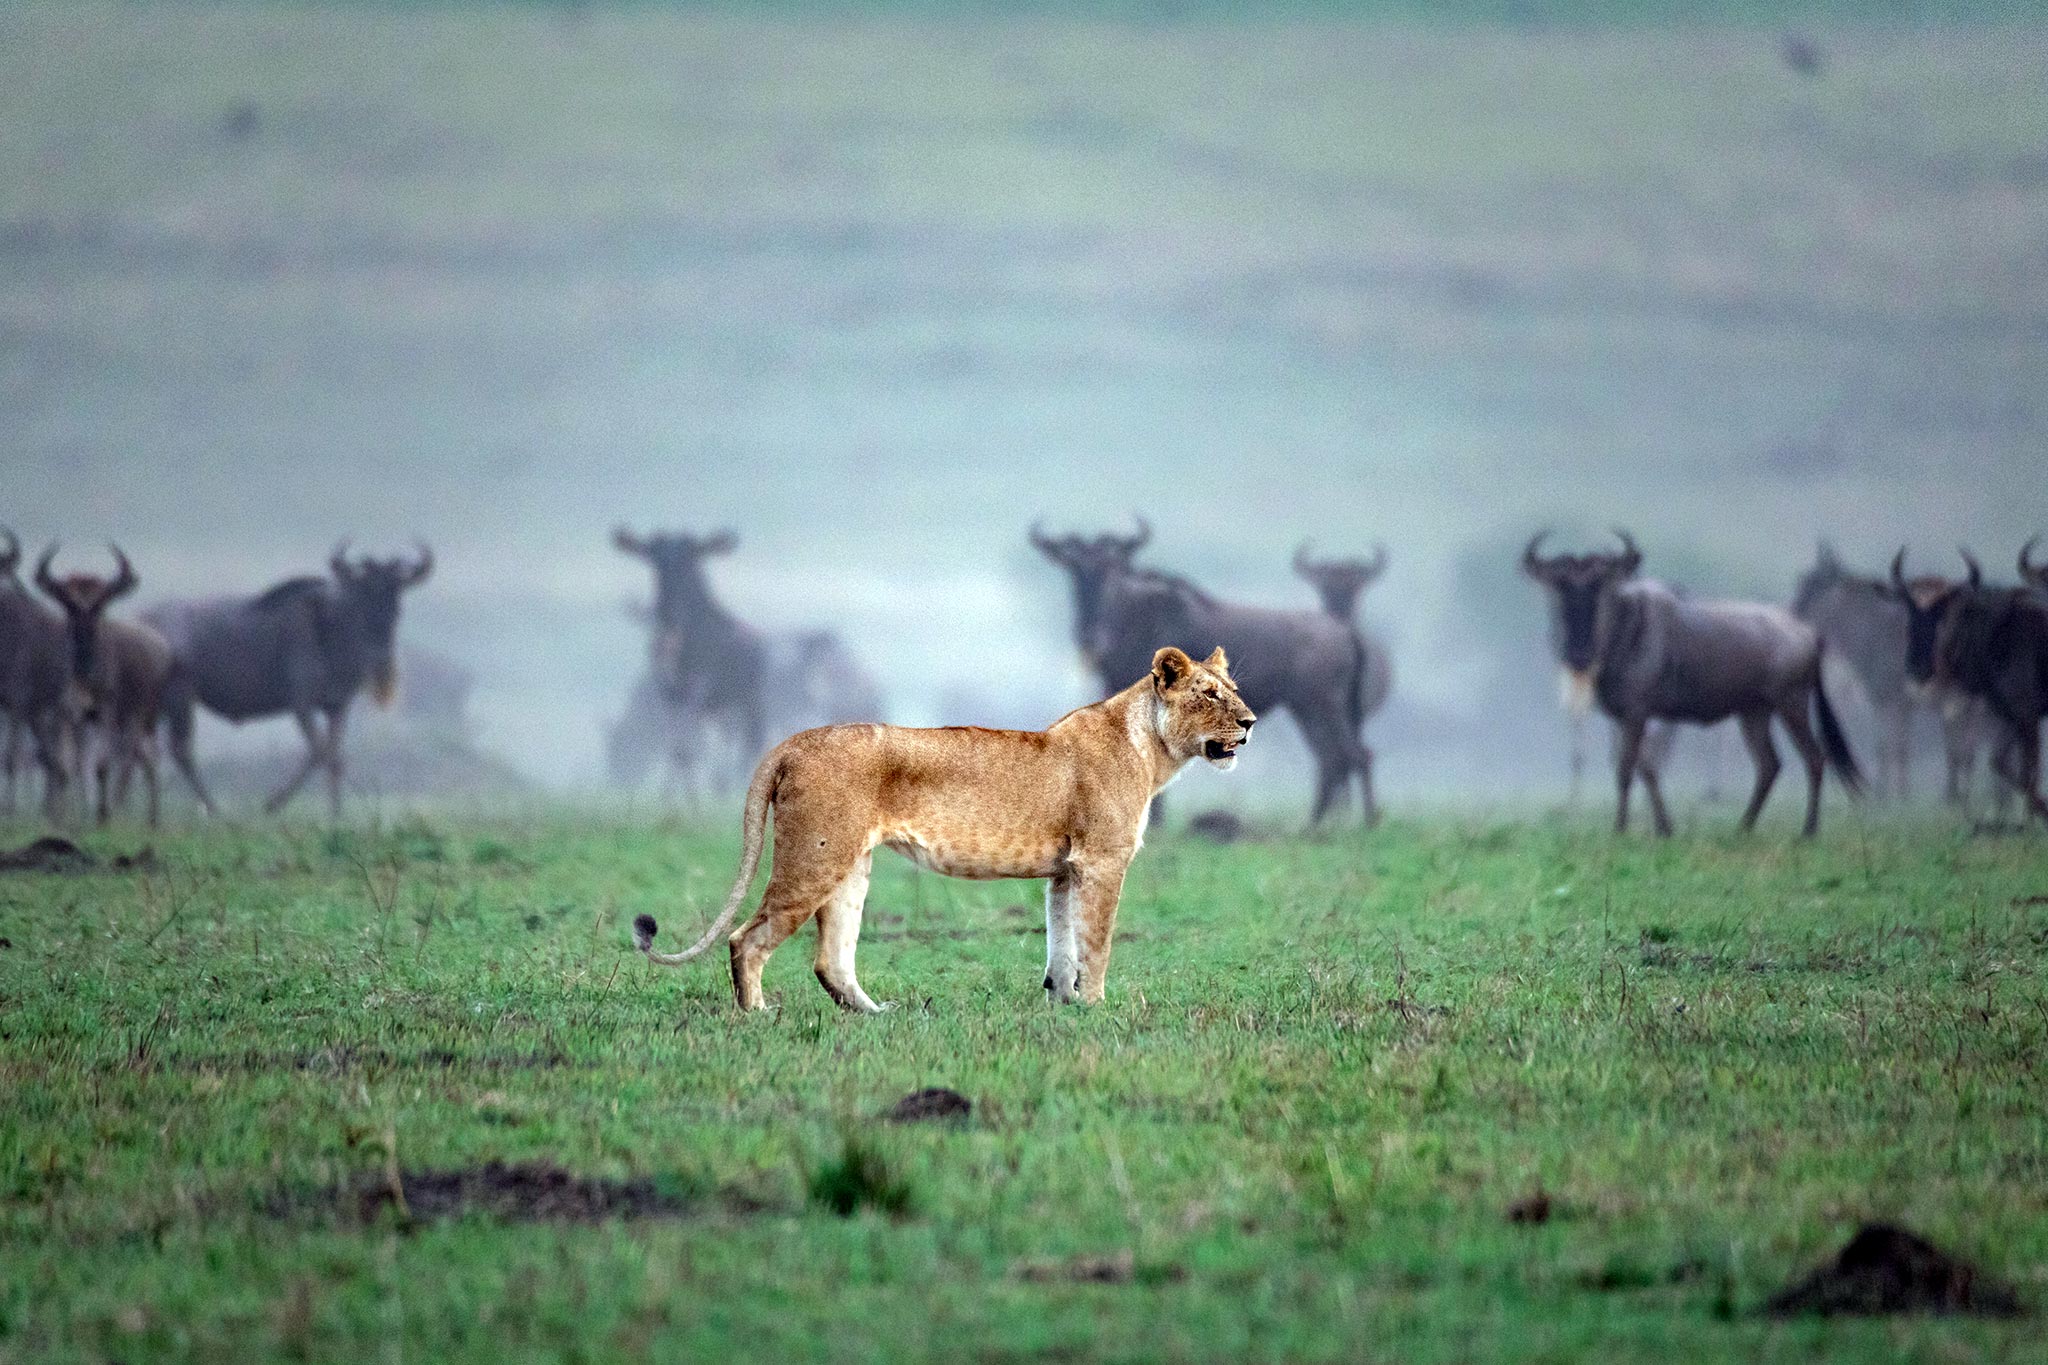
[4,3,2044,802]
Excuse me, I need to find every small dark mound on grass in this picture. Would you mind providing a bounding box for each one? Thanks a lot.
[0,836,95,873]
[1505,1190,1552,1225]
[274,1160,706,1225]
[1186,809,1247,844]
[884,1087,972,1123]
[0,837,156,873]
[1763,1223,2023,1318]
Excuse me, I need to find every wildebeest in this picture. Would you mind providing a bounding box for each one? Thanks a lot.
[1523,531,1862,836]
[1033,520,1376,826]
[34,545,178,826]
[144,542,433,817]
[1889,548,2048,825]
[613,528,767,783]
[0,529,72,821]
[1795,541,2007,808]
[1291,540,1394,721]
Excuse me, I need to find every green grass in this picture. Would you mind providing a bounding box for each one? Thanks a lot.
[2,809,2046,1361]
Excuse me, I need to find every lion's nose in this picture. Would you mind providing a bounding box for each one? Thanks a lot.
[1240,715,1256,733]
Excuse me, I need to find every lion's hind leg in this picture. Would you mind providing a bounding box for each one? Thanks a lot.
[813,851,891,1013]
[729,860,845,1012]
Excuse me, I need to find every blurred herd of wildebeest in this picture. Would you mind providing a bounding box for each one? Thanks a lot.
[3,516,2044,835]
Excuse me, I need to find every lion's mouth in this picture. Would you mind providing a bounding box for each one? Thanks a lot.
[1204,739,1240,761]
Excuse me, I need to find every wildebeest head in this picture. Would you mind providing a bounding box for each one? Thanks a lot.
[1521,529,1642,678]
[1791,539,1894,622]
[34,543,139,687]
[1292,541,1388,619]
[1029,517,1150,651]
[1885,547,1975,687]
[330,540,433,706]
[2020,536,2048,596]
[614,526,737,624]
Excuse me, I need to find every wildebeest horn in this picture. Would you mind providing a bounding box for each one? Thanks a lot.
[1363,542,1389,582]
[1521,530,1553,578]
[403,541,433,586]
[1959,547,1982,589]
[1029,518,1057,552]
[1292,539,1317,574]
[106,544,138,602]
[1612,528,1642,571]
[33,543,60,600]
[0,527,17,577]
[1889,546,1909,595]
[1122,514,1151,553]
[700,529,738,555]
[2019,535,2043,583]
[331,539,356,580]
[612,525,647,557]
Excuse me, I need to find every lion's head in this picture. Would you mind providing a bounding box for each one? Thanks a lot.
[1150,645,1255,770]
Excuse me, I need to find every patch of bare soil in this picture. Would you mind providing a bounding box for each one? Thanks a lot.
[1185,810,1248,844]
[268,1160,756,1225]
[1763,1223,2023,1318]
[883,1087,971,1123]
[1012,1250,1186,1286]
[0,836,157,873]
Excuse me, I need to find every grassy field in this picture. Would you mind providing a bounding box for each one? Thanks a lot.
[2,808,2046,1361]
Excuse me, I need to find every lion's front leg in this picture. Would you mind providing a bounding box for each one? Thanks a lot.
[1073,859,1131,1006]
[1042,875,1079,1004]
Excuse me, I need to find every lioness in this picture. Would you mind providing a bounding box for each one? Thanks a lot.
[632,645,1254,1010]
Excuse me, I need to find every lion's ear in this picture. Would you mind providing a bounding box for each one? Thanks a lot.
[1151,646,1192,690]
[1202,646,1231,679]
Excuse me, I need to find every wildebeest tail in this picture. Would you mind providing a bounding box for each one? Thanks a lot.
[1813,649,1864,795]
[632,745,785,967]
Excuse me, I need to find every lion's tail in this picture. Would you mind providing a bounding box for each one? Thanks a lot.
[631,746,784,967]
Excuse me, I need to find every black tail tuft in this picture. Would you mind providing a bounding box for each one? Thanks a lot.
[1814,660,1865,796]
[632,914,658,952]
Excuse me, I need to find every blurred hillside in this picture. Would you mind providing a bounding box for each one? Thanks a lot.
[3,2,2043,796]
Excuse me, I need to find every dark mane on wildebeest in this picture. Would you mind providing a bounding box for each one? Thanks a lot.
[144,541,432,817]
[1032,520,1377,827]
[1524,529,1861,837]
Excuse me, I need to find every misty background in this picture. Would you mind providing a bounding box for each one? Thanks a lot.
[4,1,2044,807]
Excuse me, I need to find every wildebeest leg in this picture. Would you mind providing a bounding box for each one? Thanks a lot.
[1635,729,1674,838]
[264,710,329,814]
[1886,702,1911,802]
[1042,874,1080,1004]
[1734,710,1780,833]
[1612,717,1646,834]
[32,714,66,826]
[1942,700,1979,810]
[813,852,891,1013]
[1297,714,1350,828]
[1777,699,1828,838]
[164,694,218,816]
[323,706,348,820]
[0,714,17,816]
[1990,720,2039,826]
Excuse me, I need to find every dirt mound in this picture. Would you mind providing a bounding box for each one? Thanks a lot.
[0,837,153,873]
[1185,810,1247,844]
[883,1087,971,1123]
[1763,1223,2022,1318]
[270,1160,732,1225]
